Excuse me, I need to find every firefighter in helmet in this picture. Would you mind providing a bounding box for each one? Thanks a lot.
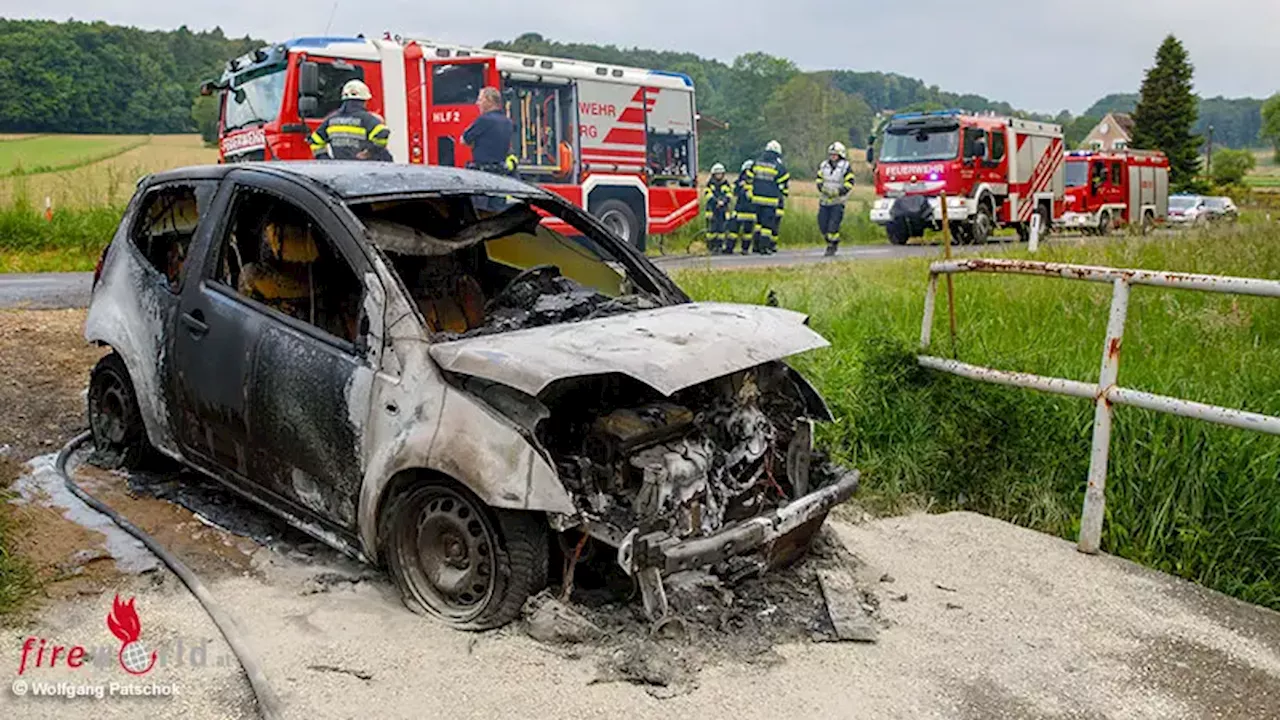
[308,80,392,161]
[816,141,856,256]
[462,87,519,176]
[725,159,756,255]
[703,163,733,253]
[746,140,789,254]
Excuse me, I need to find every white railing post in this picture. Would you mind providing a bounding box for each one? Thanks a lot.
[1028,213,1042,253]
[920,273,939,349]
[1078,278,1130,554]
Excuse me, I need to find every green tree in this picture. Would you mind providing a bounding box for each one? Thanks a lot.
[1210,148,1256,186]
[1131,36,1202,189]
[191,95,219,145]
[1262,94,1280,163]
[762,75,872,174]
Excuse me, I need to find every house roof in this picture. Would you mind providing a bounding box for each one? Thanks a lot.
[1111,113,1136,137]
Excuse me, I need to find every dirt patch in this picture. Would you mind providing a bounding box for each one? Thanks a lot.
[0,309,102,462]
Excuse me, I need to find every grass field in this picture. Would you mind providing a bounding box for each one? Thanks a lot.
[676,224,1280,610]
[0,134,150,177]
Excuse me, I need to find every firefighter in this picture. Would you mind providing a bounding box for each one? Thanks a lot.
[703,163,733,253]
[816,141,856,256]
[746,140,789,255]
[308,81,391,161]
[726,159,756,254]
[462,87,518,176]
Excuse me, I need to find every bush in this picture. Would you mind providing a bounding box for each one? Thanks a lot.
[1210,148,1257,186]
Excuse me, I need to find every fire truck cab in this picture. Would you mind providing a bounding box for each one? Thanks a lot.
[1061,150,1169,235]
[869,110,1064,245]
[203,36,702,250]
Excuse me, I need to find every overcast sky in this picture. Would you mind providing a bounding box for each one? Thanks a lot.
[3,1,1277,113]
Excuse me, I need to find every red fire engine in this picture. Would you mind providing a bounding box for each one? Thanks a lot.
[869,110,1065,245]
[204,36,702,249]
[1060,150,1169,234]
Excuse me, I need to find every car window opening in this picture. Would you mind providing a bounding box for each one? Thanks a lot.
[131,184,206,292]
[355,194,660,340]
[215,188,364,344]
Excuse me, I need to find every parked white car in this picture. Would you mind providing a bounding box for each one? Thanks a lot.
[1167,195,1207,225]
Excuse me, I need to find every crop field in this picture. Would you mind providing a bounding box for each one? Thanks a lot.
[675,223,1280,610]
[0,134,151,177]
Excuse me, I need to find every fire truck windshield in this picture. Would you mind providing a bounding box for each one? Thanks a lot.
[1065,161,1088,188]
[224,68,286,131]
[879,127,960,162]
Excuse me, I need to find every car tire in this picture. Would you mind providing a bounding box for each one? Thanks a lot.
[886,221,909,245]
[380,480,548,631]
[592,199,644,251]
[87,352,150,470]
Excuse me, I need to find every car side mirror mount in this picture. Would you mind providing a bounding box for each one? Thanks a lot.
[298,96,319,119]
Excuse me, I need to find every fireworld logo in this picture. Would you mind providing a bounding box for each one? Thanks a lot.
[106,595,157,675]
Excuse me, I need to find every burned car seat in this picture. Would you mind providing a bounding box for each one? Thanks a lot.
[238,220,319,323]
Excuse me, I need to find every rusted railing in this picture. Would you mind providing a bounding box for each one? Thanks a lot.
[918,258,1280,554]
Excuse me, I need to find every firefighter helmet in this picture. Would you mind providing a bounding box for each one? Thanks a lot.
[765,140,782,154]
[341,80,373,101]
[710,162,726,175]
[740,159,754,171]
[828,141,847,157]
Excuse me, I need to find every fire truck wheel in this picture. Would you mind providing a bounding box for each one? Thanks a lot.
[593,199,643,249]
[886,221,909,245]
[1098,210,1111,237]
[971,204,994,245]
[952,224,973,244]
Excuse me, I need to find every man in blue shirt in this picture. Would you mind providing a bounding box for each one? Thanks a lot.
[462,87,517,176]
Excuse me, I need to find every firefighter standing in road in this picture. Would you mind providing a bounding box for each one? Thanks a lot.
[703,163,733,253]
[462,87,519,176]
[746,140,789,255]
[308,80,391,161]
[725,159,756,254]
[816,141,856,256]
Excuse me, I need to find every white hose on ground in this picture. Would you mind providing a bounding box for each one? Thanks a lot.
[56,432,284,720]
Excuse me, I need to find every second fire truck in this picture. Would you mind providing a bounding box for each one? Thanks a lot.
[869,110,1065,245]
[1060,150,1170,234]
[205,35,701,249]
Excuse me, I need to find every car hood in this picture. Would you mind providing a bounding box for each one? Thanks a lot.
[428,302,830,397]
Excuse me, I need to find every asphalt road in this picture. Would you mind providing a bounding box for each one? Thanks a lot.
[0,240,1038,310]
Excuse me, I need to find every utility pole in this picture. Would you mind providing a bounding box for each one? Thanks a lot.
[1206,124,1215,181]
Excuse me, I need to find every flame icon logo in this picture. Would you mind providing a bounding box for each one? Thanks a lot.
[106,595,157,676]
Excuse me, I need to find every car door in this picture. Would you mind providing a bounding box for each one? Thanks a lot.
[173,171,379,534]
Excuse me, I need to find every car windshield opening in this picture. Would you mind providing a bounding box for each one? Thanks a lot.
[224,67,286,131]
[1170,197,1197,209]
[880,126,960,162]
[1065,162,1088,188]
[353,194,663,339]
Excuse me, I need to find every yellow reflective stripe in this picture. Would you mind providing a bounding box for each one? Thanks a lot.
[370,136,389,147]
[777,172,791,184]
[369,123,388,138]
[754,166,778,177]
[754,196,779,207]
[327,124,367,136]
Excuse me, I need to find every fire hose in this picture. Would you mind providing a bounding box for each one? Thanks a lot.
[56,432,283,720]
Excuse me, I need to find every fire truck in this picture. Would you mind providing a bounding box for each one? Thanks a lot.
[1060,150,1169,234]
[204,35,702,249]
[869,110,1065,245]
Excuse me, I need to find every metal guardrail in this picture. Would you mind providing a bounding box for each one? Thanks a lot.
[918,258,1280,554]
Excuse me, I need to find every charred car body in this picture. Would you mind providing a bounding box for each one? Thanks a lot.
[86,162,857,629]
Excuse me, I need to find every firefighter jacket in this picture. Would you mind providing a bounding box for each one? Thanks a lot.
[816,157,855,207]
[733,164,755,214]
[308,101,391,160]
[747,150,789,210]
[704,175,733,215]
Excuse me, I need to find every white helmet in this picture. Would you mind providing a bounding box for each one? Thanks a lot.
[341,80,373,101]
[765,140,782,154]
[740,159,754,171]
[828,141,847,156]
[710,162,726,175]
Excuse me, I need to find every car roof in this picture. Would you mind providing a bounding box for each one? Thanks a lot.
[145,162,541,201]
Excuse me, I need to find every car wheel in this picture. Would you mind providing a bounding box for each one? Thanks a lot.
[970,204,994,245]
[1097,210,1111,237]
[886,221,909,245]
[592,199,644,251]
[87,353,150,470]
[381,480,548,631]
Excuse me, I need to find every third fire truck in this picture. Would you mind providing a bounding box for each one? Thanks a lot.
[1060,150,1169,234]
[205,35,701,249]
[869,110,1065,245]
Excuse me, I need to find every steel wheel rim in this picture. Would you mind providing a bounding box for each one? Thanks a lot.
[599,210,630,241]
[90,371,129,446]
[398,487,497,623]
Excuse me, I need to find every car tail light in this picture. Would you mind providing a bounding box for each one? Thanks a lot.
[92,246,108,290]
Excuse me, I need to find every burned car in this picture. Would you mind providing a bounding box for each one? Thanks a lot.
[85,162,857,629]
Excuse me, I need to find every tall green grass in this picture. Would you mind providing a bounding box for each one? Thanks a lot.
[0,176,124,272]
[675,225,1280,610]
[651,199,884,254]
